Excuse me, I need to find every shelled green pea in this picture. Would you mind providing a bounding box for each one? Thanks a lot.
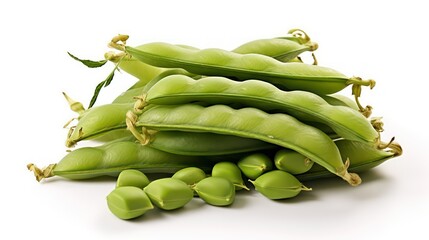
[144,178,193,210]
[172,167,207,186]
[116,169,150,189]
[212,162,248,190]
[106,186,153,220]
[274,149,314,174]
[193,177,235,206]
[237,153,273,180]
[250,170,311,200]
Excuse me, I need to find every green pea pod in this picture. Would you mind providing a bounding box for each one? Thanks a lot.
[142,75,379,144]
[128,104,362,186]
[118,40,374,97]
[27,139,214,181]
[110,29,314,101]
[296,139,402,181]
[233,29,318,62]
[65,103,132,147]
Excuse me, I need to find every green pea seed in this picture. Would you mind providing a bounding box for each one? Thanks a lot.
[250,170,311,200]
[106,186,153,220]
[212,162,248,190]
[194,177,235,206]
[274,149,314,174]
[237,153,273,180]
[116,169,150,189]
[144,178,193,210]
[172,167,207,186]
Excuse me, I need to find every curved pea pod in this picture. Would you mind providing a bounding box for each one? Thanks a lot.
[143,75,379,144]
[65,103,132,147]
[250,170,311,200]
[237,153,273,180]
[212,162,248,190]
[27,139,214,181]
[296,139,403,182]
[128,104,362,186]
[193,177,235,206]
[147,131,276,156]
[172,167,207,186]
[232,29,318,62]
[106,186,153,220]
[116,169,150,189]
[274,149,314,174]
[143,178,193,210]
[118,39,375,96]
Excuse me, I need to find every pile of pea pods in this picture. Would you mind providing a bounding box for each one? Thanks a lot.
[28,29,403,220]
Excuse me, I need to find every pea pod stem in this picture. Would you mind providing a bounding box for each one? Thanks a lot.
[349,77,376,117]
[287,28,312,43]
[27,163,56,182]
[126,111,150,145]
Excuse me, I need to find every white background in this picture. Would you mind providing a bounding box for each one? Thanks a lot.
[1,0,428,239]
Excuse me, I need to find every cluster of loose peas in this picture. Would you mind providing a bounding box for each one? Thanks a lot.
[28,29,402,220]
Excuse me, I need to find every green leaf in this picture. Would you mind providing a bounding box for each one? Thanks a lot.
[88,68,116,108]
[104,69,116,87]
[67,52,107,68]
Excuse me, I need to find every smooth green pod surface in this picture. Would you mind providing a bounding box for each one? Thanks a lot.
[250,170,311,200]
[116,169,150,189]
[212,162,248,190]
[143,75,378,144]
[194,177,235,206]
[148,131,276,156]
[237,153,273,180]
[106,186,153,220]
[125,43,374,95]
[321,94,359,110]
[172,167,207,186]
[144,178,194,210]
[274,149,314,174]
[131,104,361,186]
